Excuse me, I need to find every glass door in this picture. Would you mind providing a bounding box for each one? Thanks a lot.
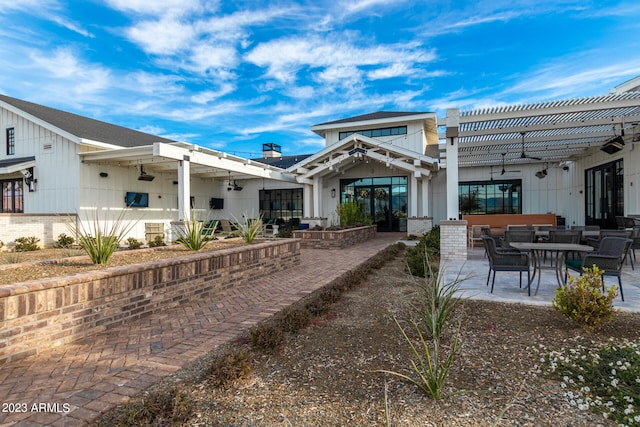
[373,186,392,231]
[585,159,623,229]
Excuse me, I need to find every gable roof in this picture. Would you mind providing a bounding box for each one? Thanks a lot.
[252,154,313,170]
[313,111,432,127]
[0,95,175,148]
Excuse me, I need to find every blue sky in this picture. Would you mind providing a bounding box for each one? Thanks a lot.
[1,0,640,158]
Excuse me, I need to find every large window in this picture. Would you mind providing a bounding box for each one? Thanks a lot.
[2,179,24,213]
[459,180,522,215]
[259,188,303,222]
[585,159,623,229]
[340,176,408,231]
[339,126,407,140]
[6,128,15,155]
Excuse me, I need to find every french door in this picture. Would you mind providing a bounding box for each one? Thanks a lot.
[585,159,623,229]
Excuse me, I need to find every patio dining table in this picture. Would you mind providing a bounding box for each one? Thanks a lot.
[509,242,594,296]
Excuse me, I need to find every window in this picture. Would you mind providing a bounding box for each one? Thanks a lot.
[1,179,23,213]
[339,126,407,140]
[6,128,15,155]
[459,180,522,215]
[259,188,303,222]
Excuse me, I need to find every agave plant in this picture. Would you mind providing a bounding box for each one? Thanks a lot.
[69,209,138,265]
[232,212,264,243]
[174,214,217,251]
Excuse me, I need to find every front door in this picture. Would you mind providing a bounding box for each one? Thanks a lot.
[585,159,623,229]
[373,186,392,231]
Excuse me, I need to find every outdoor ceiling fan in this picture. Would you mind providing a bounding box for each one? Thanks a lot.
[499,152,520,176]
[519,132,542,161]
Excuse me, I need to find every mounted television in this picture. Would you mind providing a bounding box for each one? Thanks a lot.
[209,197,224,209]
[125,192,149,208]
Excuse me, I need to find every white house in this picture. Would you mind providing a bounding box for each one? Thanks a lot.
[2,76,640,249]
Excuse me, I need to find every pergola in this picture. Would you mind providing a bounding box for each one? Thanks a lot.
[437,91,640,169]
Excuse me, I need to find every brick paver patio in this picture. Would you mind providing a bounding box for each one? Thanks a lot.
[0,234,401,426]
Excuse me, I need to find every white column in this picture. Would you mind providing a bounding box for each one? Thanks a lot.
[312,177,322,217]
[421,177,429,217]
[303,184,313,217]
[445,108,460,220]
[410,173,418,217]
[178,157,191,221]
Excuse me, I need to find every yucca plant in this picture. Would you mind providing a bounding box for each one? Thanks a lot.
[69,209,138,265]
[232,212,264,243]
[174,215,215,251]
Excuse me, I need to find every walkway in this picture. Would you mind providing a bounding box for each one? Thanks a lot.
[0,234,401,426]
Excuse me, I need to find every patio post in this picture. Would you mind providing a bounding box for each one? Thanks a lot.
[177,157,191,221]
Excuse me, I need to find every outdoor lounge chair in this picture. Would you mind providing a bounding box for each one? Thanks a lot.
[481,235,531,296]
[564,236,633,301]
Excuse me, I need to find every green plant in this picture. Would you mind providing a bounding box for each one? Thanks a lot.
[55,233,75,248]
[336,200,371,227]
[552,265,619,332]
[148,234,167,247]
[249,321,283,352]
[538,338,640,426]
[232,212,264,243]
[207,349,254,388]
[379,250,463,399]
[112,386,193,426]
[0,253,22,264]
[174,215,211,251]
[126,237,142,250]
[69,210,138,265]
[405,226,440,277]
[14,236,40,252]
[277,307,312,333]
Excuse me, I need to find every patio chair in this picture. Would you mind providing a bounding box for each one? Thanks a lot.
[630,226,640,267]
[481,235,531,295]
[546,229,582,262]
[201,220,218,239]
[468,224,489,249]
[503,229,536,248]
[564,236,633,301]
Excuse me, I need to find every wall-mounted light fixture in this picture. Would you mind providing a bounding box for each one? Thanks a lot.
[138,165,155,181]
[601,135,625,154]
[331,188,336,198]
[535,169,548,179]
[99,172,109,178]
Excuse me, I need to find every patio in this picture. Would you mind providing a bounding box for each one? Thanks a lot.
[437,246,640,313]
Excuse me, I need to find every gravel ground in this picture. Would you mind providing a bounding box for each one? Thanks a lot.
[99,253,638,426]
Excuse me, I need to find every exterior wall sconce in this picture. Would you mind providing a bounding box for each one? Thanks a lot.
[535,169,548,179]
[99,172,108,177]
[331,188,336,198]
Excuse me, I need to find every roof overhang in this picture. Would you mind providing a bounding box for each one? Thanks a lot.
[0,156,36,174]
[289,133,438,184]
[436,92,640,168]
[80,142,297,183]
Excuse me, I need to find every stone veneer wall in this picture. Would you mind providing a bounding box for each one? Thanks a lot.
[292,225,377,249]
[0,214,75,248]
[439,220,468,262]
[0,239,300,365]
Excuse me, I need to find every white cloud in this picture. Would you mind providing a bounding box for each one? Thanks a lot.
[105,0,212,17]
[29,48,111,88]
[126,17,197,55]
[0,0,57,13]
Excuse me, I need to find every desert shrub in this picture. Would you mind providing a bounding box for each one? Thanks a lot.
[552,266,619,332]
[276,307,312,333]
[207,349,254,388]
[305,298,330,316]
[127,237,142,250]
[0,253,22,264]
[111,386,193,426]
[232,212,264,243]
[55,233,75,248]
[405,226,440,278]
[277,225,296,238]
[70,210,138,265]
[148,235,167,247]
[380,249,464,400]
[174,216,211,251]
[249,321,283,352]
[14,236,40,252]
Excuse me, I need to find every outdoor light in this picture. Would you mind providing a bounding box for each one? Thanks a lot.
[535,169,547,179]
[331,188,336,198]
[138,165,155,181]
[99,172,108,178]
[600,135,625,154]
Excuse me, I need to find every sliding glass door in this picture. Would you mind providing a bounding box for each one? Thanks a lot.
[585,159,623,229]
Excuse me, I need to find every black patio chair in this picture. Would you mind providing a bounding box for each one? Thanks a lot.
[503,229,536,248]
[564,236,633,301]
[481,235,531,296]
[546,229,582,262]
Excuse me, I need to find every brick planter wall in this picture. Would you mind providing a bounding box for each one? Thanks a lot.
[0,239,300,365]
[439,220,468,262]
[292,225,377,249]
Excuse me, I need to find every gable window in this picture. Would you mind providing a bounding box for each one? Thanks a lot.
[1,179,23,213]
[6,128,15,155]
[339,126,407,140]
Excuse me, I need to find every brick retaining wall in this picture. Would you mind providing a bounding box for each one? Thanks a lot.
[292,226,377,249]
[0,239,300,365]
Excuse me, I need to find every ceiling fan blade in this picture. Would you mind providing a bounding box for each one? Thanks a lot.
[501,168,506,175]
